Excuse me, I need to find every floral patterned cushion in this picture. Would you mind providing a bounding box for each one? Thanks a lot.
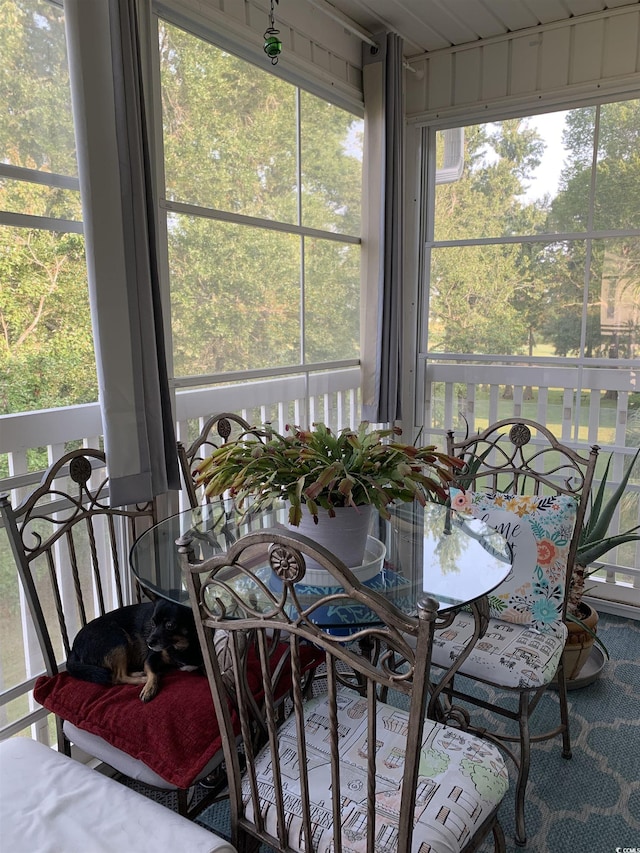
[449,489,577,634]
[242,688,508,853]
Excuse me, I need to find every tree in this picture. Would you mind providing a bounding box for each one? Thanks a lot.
[429,118,549,355]
[158,22,362,377]
[542,101,640,359]
[1,4,364,414]
[0,0,97,415]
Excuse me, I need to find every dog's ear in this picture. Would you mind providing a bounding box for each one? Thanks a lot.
[152,600,174,621]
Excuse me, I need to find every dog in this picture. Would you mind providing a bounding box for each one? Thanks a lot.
[66,599,203,702]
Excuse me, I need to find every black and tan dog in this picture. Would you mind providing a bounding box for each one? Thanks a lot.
[66,599,203,702]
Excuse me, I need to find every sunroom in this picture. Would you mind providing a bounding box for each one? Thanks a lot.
[1,0,639,850]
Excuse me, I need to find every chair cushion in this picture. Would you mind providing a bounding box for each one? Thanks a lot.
[34,670,227,788]
[432,610,568,689]
[242,689,509,853]
[450,489,577,633]
[34,642,323,789]
[0,737,237,853]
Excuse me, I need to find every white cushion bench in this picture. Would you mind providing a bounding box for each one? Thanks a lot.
[0,738,236,853]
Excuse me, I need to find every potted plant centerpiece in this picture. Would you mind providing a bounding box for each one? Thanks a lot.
[563,447,640,680]
[194,421,459,578]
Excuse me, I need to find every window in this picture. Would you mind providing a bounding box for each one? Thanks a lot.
[157,21,363,381]
[426,102,640,364]
[0,0,96,417]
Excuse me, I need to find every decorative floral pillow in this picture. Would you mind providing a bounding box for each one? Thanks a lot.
[450,489,577,634]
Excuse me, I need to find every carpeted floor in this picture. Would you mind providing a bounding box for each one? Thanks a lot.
[121,612,639,853]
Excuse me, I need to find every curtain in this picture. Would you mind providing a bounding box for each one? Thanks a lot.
[361,33,404,424]
[64,0,179,506]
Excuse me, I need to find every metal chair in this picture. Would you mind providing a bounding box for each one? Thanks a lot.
[179,527,510,853]
[434,417,599,846]
[0,449,227,818]
[177,412,257,508]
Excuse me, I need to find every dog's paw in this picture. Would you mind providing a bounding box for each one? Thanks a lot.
[139,683,158,702]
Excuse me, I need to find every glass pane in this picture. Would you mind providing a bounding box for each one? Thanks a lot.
[304,238,359,362]
[160,22,297,224]
[594,99,640,230]
[428,236,639,359]
[434,110,594,240]
[428,243,528,354]
[543,238,639,361]
[169,216,300,375]
[0,226,96,413]
[300,91,363,236]
[0,0,77,176]
[590,237,640,360]
[0,176,81,220]
[428,241,582,356]
[545,107,596,233]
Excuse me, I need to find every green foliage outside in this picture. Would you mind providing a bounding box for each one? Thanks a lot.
[0,0,97,416]
[430,107,640,361]
[159,23,363,376]
[3,2,638,421]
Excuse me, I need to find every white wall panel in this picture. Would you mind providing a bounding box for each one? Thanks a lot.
[510,35,539,94]
[223,0,246,25]
[454,49,480,105]
[603,12,640,77]
[572,20,605,83]
[406,6,640,122]
[482,41,509,100]
[427,53,453,111]
[313,43,333,74]
[406,61,428,115]
[292,31,313,63]
[539,27,570,91]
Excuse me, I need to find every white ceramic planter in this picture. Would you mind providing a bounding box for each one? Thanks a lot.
[286,504,374,573]
[302,535,386,587]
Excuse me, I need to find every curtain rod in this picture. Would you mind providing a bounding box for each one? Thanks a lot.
[305,0,378,47]
[303,0,417,72]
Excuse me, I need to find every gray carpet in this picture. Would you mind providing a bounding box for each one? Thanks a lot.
[121,613,639,852]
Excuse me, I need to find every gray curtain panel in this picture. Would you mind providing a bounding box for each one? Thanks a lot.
[361,33,404,424]
[65,0,179,506]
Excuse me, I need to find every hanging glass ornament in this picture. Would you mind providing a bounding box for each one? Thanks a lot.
[264,0,282,65]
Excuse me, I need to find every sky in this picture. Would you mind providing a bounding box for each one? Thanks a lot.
[522,110,570,202]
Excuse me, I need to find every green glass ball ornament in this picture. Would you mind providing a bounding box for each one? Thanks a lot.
[264,31,282,64]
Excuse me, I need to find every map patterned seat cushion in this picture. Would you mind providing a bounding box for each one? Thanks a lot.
[431,610,568,689]
[449,490,577,634]
[242,689,509,853]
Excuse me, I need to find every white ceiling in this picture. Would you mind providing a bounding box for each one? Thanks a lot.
[317,0,640,56]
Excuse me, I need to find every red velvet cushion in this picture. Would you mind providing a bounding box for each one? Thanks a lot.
[34,669,229,788]
[34,641,323,789]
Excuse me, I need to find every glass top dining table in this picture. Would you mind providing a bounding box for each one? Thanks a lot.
[130,500,512,628]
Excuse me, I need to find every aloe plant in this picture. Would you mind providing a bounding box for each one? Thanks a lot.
[567,446,640,617]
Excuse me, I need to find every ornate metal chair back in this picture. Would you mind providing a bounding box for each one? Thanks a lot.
[180,528,509,853]
[0,448,156,684]
[177,412,260,507]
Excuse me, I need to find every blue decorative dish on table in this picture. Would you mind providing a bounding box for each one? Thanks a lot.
[267,560,415,636]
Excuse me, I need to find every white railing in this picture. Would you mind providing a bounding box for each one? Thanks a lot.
[0,366,362,740]
[0,367,362,504]
[2,358,638,740]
